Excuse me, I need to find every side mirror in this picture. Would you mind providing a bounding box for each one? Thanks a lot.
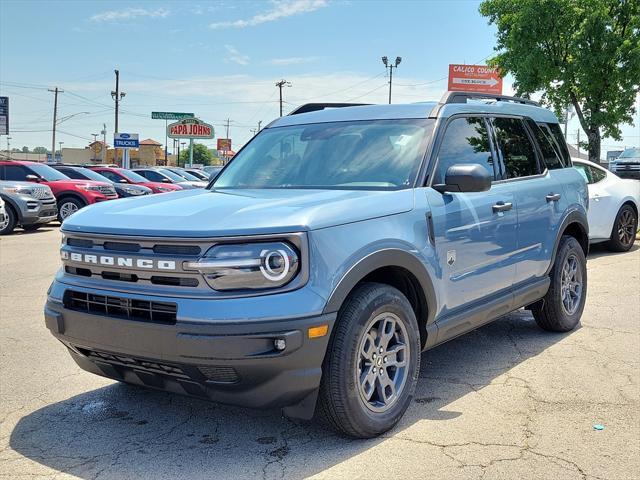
[433,164,492,193]
[162,178,171,183]
[119,179,128,183]
[25,174,41,183]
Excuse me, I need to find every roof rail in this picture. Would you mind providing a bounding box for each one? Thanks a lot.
[441,90,539,106]
[288,103,371,115]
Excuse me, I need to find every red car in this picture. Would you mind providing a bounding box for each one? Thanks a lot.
[89,167,183,194]
[0,161,118,221]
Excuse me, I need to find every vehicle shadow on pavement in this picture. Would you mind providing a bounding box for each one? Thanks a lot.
[587,241,638,259]
[9,310,571,480]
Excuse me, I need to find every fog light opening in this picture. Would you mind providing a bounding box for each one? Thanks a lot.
[274,338,286,351]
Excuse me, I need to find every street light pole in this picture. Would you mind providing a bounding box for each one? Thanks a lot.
[275,79,291,117]
[111,69,126,165]
[48,87,63,163]
[381,56,402,104]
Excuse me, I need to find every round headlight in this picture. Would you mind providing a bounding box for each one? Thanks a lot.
[186,241,300,291]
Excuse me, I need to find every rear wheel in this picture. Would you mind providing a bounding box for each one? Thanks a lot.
[57,197,84,222]
[606,204,637,252]
[0,204,17,235]
[317,283,420,438]
[532,235,587,332]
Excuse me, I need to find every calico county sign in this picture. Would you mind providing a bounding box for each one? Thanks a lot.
[448,64,503,94]
[167,118,214,139]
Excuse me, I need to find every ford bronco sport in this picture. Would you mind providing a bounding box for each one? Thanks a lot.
[45,92,589,438]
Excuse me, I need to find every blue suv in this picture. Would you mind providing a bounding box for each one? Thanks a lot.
[45,92,589,438]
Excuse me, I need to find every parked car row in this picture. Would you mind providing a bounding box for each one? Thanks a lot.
[0,161,218,235]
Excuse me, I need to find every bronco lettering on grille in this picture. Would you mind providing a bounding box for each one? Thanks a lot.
[61,251,176,270]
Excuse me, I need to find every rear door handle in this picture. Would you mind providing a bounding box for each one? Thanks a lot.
[492,201,513,213]
[546,193,561,202]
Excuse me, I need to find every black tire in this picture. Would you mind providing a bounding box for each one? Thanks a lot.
[606,204,637,252]
[0,204,17,235]
[57,197,85,222]
[317,282,421,438]
[22,224,42,232]
[532,235,587,332]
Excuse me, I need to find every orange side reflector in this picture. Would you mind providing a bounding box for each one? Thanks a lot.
[308,324,329,339]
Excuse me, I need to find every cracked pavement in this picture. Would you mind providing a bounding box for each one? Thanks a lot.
[1,228,638,480]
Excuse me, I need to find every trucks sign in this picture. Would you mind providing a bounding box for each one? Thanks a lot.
[152,111,195,120]
[0,96,8,135]
[167,118,214,139]
[448,65,503,94]
[114,133,139,148]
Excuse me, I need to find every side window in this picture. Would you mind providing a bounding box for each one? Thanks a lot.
[589,166,607,183]
[433,116,495,184]
[143,171,164,182]
[527,120,563,170]
[3,165,30,181]
[492,117,540,179]
[573,163,593,184]
[545,123,571,167]
[58,168,82,179]
[99,170,120,182]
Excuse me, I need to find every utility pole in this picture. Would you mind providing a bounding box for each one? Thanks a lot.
[48,87,63,163]
[225,118,231,139]
[382,56,402,104]
[111,69,126,165]
[275,80,291,117]
[101,123,107,163]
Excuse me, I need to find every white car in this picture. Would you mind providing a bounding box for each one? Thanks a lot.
[0,196,5,230]
[573,158,639,251]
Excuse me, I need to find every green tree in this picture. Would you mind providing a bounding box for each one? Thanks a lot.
[21,146,29,153]
[32,146,48,154]
[178,142,213,166]
[480,0,640,162]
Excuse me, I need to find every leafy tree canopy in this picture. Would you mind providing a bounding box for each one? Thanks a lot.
[178,142,213,166]
[480,0,640,161]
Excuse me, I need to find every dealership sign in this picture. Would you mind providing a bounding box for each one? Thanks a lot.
[448,65,502,94]
[0,96,8,135]
[167,117,214,139]
[114,133,139,148]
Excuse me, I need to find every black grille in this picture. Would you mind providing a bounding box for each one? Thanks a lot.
[64,290,177,324]
[103,241,141,252]
[198,365,239,383]
[74,347,240,384]
[153,244,201,256]
[67,238,94,248]
[150,276,199,287]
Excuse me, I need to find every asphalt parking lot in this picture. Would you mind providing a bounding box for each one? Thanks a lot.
[1,227,638,480]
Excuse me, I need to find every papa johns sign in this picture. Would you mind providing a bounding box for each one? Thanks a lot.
[167,118,214,139]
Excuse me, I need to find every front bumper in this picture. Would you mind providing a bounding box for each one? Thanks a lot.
[44,293,335,418]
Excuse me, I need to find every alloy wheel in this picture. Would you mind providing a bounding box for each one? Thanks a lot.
[0,213,9,231]
[356,312,410,413]
[560,254,583,315]
[59,202,78,220]
[617,210,636,247]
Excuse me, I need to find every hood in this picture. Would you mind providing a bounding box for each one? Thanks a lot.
[47,179,111,187]
[61,187,415,237]
[138,181,181,190]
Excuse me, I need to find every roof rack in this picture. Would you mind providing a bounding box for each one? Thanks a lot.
[288,103,371,115]
[441,91,539,106]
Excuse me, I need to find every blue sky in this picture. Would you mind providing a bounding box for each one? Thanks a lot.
[1,0,638,154]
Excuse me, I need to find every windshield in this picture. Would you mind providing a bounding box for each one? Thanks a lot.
[213,119,434,190]
[618,148,640,161]
[157,168,187,182]
[29,163,70,181]
[117,169,149,183]
[74,168,111,183]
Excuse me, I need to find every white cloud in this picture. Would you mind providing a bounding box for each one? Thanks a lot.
[209,0,327,29]
[90,8,170,22]
[265,56,320,66]
[225,45,250,66]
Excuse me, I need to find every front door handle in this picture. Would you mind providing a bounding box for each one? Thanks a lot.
[492,201,513,213]
[546,193,561,202]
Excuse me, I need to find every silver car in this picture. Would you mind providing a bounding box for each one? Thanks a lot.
[0,181,58,235]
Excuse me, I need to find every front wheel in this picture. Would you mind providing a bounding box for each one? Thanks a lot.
[57,198,84,222]
[607,204,637,252]
[532,235,587,332]
[0,204,17,235]
[317,283,420,438]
